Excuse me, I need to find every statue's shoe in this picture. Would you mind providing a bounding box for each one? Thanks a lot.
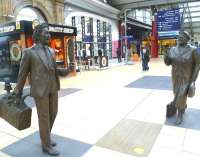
[175,110,183,125]
[183,105,187,114]
[175,116,183,125]
[42,147,60,156]
[51,140,57,147]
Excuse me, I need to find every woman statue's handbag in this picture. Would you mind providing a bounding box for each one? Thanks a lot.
[188,82,195,97]
[0,93,32,130]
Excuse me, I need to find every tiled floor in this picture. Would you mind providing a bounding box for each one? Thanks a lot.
[1,58,200,157]
[126,76,172,90]
[96,119,162,157]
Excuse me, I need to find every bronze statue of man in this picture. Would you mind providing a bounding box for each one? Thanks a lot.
[164,31,200,125]
[14,23,73,156]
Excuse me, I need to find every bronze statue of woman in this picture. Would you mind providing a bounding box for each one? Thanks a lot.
[164,31,200,125]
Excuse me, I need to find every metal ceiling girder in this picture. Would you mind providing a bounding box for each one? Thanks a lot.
[181,2,194,37]
[116,0,198,9]
[184,21,200,27]
[127,19,151,29]
[64,0,120,20]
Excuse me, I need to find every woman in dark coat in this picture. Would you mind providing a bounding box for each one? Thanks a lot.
[116,48,121,63]
[141,46,150,71]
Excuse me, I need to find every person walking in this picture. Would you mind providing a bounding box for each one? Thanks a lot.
[116,48,121,63]
[141,46,150,71]
[14,23,74,156]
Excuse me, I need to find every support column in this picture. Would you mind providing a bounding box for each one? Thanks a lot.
[108,24,112,58]
[72,16,77,56]
[89,18,94,57]
[151,7,159,58]
[81,16,86,51]
[0,0,14,24]
[118,21,123,58]
[97,19,100,49]
[55,1,65,25]
[103,21,106,56]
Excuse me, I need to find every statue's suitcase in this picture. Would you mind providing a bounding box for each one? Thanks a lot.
[0,94,32,130]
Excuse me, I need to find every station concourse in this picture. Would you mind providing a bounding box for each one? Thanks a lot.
[1,0,200,156]
[0,58,199,157]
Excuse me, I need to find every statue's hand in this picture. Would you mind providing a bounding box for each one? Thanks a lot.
[10,91,22,105]
[188,82,196,97]
[12,88,22,99]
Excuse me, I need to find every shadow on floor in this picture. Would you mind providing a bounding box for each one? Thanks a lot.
[23,88,82,108]
[1,131,92,157]
[165,108,200,130]
[126,76,172,90]
[59,88,82,98]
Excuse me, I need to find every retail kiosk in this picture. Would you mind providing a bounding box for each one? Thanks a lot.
[0,21,77,82]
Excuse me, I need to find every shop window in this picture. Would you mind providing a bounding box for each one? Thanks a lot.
[9,40,22,63]
[16,7,45,23]
[26,36,34,47]
[67,39,74,63]
[0,38,21,82]
[50,39,64,62]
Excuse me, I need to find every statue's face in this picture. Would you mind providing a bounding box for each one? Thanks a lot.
[40,27,51,45]
[178,33,188,46]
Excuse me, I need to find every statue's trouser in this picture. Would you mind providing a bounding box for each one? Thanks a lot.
[34,92,58,148]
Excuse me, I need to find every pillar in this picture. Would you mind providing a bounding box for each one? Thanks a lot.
[55,1,65,24]
[0,0,14,24]
[151,7,159,58]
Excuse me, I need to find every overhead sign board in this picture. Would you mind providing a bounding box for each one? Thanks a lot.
[156,8,181,39]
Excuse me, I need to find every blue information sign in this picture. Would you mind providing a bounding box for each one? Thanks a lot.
[156,9,180,32]
[156,9,180,39]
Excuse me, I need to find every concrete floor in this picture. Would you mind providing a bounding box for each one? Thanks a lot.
[0,58,200,157]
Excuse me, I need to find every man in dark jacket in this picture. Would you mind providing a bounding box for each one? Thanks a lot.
[116,48,121,63]
[141,46,150,71]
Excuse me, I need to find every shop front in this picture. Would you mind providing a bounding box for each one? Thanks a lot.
[71,16,111,68]
[0,21,77,82]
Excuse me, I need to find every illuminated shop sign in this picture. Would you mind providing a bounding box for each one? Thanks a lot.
[49,26,74,34]
[0,25,15,33]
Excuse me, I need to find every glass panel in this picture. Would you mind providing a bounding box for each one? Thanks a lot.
[189,7,200,12]
[0,36,21,82]
[188,2,200,7]
[16,8,45,22]
[184,17,200,22]
[75,16,82,41]
[128,9,151,24]
[191,17,200,22]
[68,39,74,63]
[190,12,200,17]
[50,39,64,62]
[136,10,143,22]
